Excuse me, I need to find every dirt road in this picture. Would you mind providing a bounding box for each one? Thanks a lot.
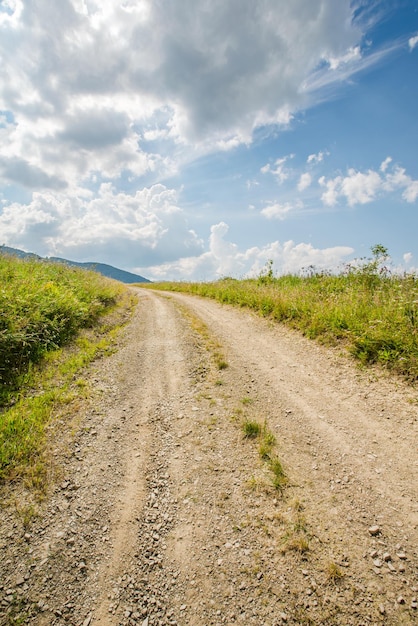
[1,288,417,625]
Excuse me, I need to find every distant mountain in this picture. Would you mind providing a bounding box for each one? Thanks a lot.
[0,246,151,284]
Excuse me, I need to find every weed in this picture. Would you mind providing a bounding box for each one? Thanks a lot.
[15,503,38,529]
[242,419,262,438]
[293,513,307,533]
[269,456,288,491]
[259,428,276,459]
[230,407,243,421]
[258,440,272,460]
[282,535,310,554]
[217,359,229,370]
[241,397,253,405]
[326,561,344,583]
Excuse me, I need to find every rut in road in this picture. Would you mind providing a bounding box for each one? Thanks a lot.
[0,288,417,626]
[94,293,188,624]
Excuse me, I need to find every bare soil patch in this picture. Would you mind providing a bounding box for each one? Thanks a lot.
[1,289,417,625]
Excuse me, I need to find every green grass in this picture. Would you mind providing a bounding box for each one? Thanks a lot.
[0,252,130,485]
[241,416,287,492]
[242,419,262,438]
[142,248,418,382]
[0,253,125,406]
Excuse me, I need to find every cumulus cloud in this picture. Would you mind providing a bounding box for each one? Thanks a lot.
[0,156,67,190]
[0,184,203,267]
[0,1,408,279]
[0,0,373,183]
[138,222,354,281]
[319,160,418,206]
[298,172,312,191]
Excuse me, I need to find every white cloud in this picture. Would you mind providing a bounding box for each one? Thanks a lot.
[298,172,312,191]
[307,151,327,165]
[261,156,294,184]
[403,252,413,265]
[0,0,374,189]
[403,180,418,203]
[261,200,303,220]
[384,165,418,202]
[0,184,203,267]
[409,34,418,51]
[320,168,382,206]
[319,161,418,207]
[139,221,354,281]
[340,169,382,205]
[319,175,343,207]
[380,156,392,172]
[326,46,361,70]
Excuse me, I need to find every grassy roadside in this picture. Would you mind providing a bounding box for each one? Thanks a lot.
[0,253,135,489]
[142,248,418,382]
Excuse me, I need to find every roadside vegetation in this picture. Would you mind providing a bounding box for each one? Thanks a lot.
[0,252,130,486]
[144,246,418,382]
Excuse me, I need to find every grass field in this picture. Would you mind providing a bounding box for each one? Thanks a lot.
[0,253,128,484]
[144,248,418,382]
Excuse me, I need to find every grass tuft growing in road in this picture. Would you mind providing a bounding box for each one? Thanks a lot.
[241,417,288,493]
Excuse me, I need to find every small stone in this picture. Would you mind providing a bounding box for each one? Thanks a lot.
[411,600,417,610]
[368,525,380,536]
[397,552,407,560]
[373,559,382,568]
[397,596,405,605]
[387,562,396,572]
[383,552,391,562]
[379,604,386,615]
[142,618,149,626]
[82,615,92,626]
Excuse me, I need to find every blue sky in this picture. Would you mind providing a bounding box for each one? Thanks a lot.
[0,0,417,280]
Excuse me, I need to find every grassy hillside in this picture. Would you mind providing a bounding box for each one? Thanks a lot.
[0,253,125,405]
[146,249,418,382]
[0,253,130,484]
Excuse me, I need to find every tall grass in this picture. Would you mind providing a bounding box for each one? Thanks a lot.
[0,253,124,406]
[0,253,130,484]
[144,250,418,382]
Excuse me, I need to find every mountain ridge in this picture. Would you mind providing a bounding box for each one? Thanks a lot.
[0,246,151,284]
